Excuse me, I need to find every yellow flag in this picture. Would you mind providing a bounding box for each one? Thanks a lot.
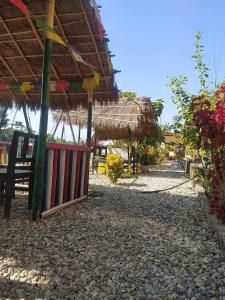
[20,82,33,92]
[47,32,66,47]
[83,72,100,90]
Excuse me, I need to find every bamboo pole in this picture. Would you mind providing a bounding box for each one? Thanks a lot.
[67,112,76,144]
[32,0,55,220]
[86,89,93,147]
[61,123,65,141]
[127,127,132,174]
[22,104,31,134]
[51,111,63,141]
[78,123,81,144]
[0,105,9,130]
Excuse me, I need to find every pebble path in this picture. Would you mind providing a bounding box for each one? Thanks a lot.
[0,161,225,299]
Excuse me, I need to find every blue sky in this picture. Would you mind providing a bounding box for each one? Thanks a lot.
[98,0,225,124]
[11,0,225,139]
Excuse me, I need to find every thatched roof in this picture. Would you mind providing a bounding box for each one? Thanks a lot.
[0,0,118,110]
[53,97,158,140]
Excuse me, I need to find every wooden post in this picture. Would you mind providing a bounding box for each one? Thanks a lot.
[86,89,93,147]
[22,104,31,134]
[78,124,81,144]
[127,127,132,174]
[32,0,55,220]
[0,105,9,130]
[61,123,65,141]
[67,113,76,144]
[51,111,63,142]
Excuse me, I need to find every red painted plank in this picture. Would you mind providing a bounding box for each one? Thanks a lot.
[50,150,58,208]
[84,152,90,195]
[74,151,81,199]
[63,151,70,202]
[46,143,91,152]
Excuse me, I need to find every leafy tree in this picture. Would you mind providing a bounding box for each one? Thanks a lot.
[167,75,197,153]
[152,98,164,121]
[192,31,209,92]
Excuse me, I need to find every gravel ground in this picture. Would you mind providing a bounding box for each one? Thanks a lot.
[0,161,225,299]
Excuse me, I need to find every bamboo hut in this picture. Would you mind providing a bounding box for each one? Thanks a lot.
[53,97,158,140]
[0,0,118,110]
[0,0,119,219]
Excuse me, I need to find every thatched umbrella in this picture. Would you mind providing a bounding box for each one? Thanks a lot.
[53,97,157,141]
[0,0,118,110]
[0,0,118,219]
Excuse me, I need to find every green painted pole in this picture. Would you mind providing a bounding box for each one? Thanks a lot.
[86,89,93,147]
[32,0,55,220]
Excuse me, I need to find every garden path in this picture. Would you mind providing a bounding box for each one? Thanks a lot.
[0,161,225,299]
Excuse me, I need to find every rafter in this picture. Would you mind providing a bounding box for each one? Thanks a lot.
[26,16,69,100]
[55,10,83,78]
[0,16,38,81]
[79,0,109,89]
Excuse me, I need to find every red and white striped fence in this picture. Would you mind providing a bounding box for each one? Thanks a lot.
[41,143,90,216]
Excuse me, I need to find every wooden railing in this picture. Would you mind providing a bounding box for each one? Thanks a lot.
[41,143,91,216]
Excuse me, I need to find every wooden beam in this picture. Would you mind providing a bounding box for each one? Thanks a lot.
[0,16,39,81]
[41,196,87,218]
[4,51,103,59]
[55,11,83,78]
[22,103,31,134]
[80,1,109,90]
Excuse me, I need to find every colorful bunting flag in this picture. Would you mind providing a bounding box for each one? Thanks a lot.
[8,0,98,73]
[90,0,104,42]
[55,80,69,92]
[9,0,30,18]
[32,16,66,46]
[83,71,100,90]
[20,82,33,92]
[0,83,9,89]
[0,77,100,93]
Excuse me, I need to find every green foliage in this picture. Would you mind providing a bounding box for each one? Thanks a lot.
[138,126,165,147]
[0,108,9,128]
[167,75,198,150]
[121,171,133,179]
[106,154,124,184]
[138,145,165,166]
[152,98,164,121]
[12,121,26,132]
[119,91,137,98]
[192,31,209,92]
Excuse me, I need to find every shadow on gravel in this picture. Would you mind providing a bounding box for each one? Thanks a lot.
[141,170,185,179]
[0,278,45,299]
[0,175,220,299]
[89,183,207,243]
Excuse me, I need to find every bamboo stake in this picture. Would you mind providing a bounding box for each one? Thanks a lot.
[22,104,31,134]
[86,89,93,147]
[67,113,76,144]
[32,0,55,220]
[78,123,81,144]
[51,111,63,141]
